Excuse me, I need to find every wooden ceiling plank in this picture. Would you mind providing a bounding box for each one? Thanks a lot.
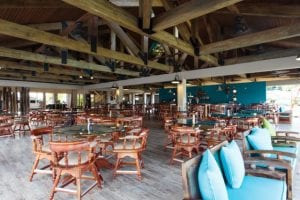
[61,0,218,66]
[201,23,300,55]
[0,47,139,77]
[152,0,243,32]
[0,19,169,72]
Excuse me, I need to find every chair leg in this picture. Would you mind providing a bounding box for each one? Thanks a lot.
[135,155,142,180]
[170,147,177,165]
[113,156,121,178]
[49,169,61,200]
[76,177,81,200]
[139,153,144,168]
[29,155,40,182]
[91,164,102,188]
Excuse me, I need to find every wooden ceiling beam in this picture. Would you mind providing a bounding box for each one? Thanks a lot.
[217,3,300,18]
[62,0,218,66]
[0,47,139,77]
[269,41,300,49]
[201,22,300,55]
[152,0,242,32]
[0,60,116,80]
[0,70,94,84]
[225,48,300,65]
[139,0,152,30]
[0,75,82,85]
[107,22,141,57]
[0,19,170,72]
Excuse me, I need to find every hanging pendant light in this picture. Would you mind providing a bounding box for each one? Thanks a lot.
[171,74,181,84]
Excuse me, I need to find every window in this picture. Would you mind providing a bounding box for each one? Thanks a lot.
[77,93,84,108]
[57,93,71,107]
[29,92,43,109]
[45,93,54,105]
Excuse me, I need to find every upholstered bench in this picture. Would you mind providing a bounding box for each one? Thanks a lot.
[182,141,289,200]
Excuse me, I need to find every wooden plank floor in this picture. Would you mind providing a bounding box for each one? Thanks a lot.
[0,120,183,200]
[0,119,299,199]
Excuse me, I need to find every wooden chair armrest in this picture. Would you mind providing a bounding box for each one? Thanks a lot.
[272,136,300,142]
[244,157,292,170]
[245,168,286,180]
[244,150,296,159]
[275,131,300,137]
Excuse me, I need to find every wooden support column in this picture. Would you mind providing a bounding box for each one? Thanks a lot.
[20,87,30,115]
[177,79,187,111]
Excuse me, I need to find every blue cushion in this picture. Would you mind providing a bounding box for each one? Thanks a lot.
[198,150,228,200]
[227,176,286,200]
[220,141,245,188]
[247,128,273,151]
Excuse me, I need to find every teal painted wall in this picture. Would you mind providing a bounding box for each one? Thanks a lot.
[159,82,266,105]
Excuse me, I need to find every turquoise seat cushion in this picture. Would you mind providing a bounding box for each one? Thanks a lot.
[198,150,228,200]
[261,117,276,136]
[247,128,273,151]
[227,176,287,200]
[220,141,245,188]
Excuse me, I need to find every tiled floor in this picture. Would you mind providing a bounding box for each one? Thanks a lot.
[0,118,299,199]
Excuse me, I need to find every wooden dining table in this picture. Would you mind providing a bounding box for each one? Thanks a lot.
[54,124,125,169]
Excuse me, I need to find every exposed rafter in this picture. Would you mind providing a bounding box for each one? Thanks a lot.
[61,0,218,66]
[152,0,243,31]
[0,19,171,72]
[0,60,116,80]
[0,47,140,77]
[200,22,300,55]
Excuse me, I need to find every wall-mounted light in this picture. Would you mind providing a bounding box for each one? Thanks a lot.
[171,74,181,84]
[79,75,83,79]
[232,89,237,94]
[296,55,300,61]
[90,76,94,80]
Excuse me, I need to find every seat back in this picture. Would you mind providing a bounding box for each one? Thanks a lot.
[50,140,95,167]
[172,126,200,146]
[31,126,53,153]
[181,141,228,200]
